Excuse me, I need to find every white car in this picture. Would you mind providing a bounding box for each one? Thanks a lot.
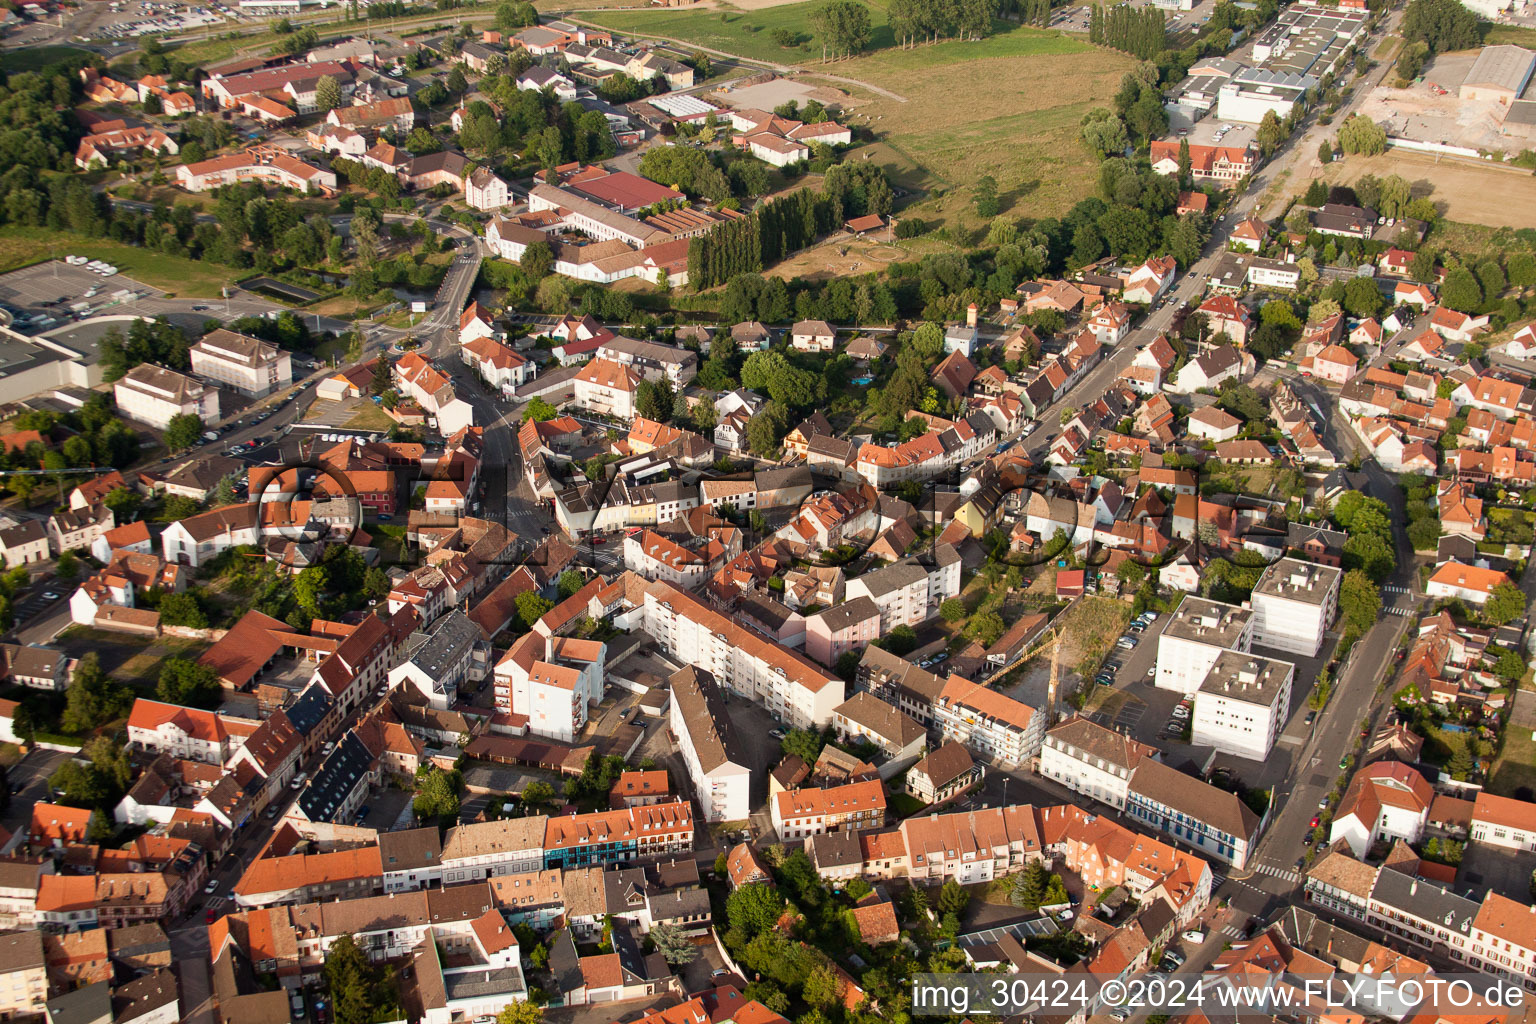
[1182,930,1206,944]
[204,879,219,894]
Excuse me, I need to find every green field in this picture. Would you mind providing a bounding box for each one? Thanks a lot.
[0,45,90,72]
[582,2,894,64]
[0,227,243,298]
[825,27,1130,227]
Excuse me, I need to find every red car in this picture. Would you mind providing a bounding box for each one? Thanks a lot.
[592,536,606,545]
[1309,816,1321,828]
[205,908,218,924]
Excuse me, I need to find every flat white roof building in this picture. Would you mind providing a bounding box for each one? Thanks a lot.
[1154,597,1253,694]
[1250,558,1340,657]
[1191,650,1295,761]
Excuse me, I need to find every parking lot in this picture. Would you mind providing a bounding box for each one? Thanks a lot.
[0,261,160,334]
[90,2,228,39]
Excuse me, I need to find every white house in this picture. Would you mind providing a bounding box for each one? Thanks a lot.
[571,358,640,421]
[943,325,978,357]
[494,631,606,743]
[1122,256,1177,305]
[1328,762,1433,858]
[1470,792,1536,852]
[160,503,259,568]
[465,167,510,212]
[1425,560,1510,607]
[790,320,836,353]
[1187,405,1242,442]
[1040,716,1156,811]
[387,610,488,711]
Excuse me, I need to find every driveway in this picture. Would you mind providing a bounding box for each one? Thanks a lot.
[1,748,71,833]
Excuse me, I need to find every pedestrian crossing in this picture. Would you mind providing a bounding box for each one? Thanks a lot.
[1383,585,1410,594]
[1386,605,1416,616]
[1220,924,1246,940]
[205,896,227,910]
[1252,862,1302,885]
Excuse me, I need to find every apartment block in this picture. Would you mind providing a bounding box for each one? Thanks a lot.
[668,666,751,823]
[1190,651,1295,761]
[1250,558,1340,657]
[1154,598,1252,693]
[190,329,293,397]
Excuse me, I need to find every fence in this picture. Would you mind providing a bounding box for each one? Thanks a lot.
[1385,136,1483,160]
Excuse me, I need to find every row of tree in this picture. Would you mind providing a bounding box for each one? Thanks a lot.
[1089,3,1167,59]
[686,163,892,290]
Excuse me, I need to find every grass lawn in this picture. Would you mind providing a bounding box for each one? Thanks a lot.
[889,792,926,817]
[1490,723,1536,798]
[344,404,396,430]
[1483,23,1536,47]
[828,29,1131,228]
[582,2,891,65]
[0,46,90,72]
[0,227,241,298]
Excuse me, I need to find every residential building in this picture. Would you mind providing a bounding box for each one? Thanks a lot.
[803,596,881,668]
[931,676,1043,766]
[1426,561,1511,607]
[387,610,490,711]
[1040,716,1157,811]
[1190,651,1295,761]
[541,802,694,870]
[1328,762,1433,858]
[830,692,926,768]
[1125,757,1261,869]
[495,632,605,744]
[1154,598,1253,693]
[668,666,751,823]
[843,549,962,632]
[571,358,641,420]
[1249,558,1340,656]
[770,779,885,841]
[190,329,292,397]
[127,698,260,764]
[114,364,220,429]
[640,581,843,729]
[904,741,982,804]
[1470,792,1536,851]
[0,931,46,1018]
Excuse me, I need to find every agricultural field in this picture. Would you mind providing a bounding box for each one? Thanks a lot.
[825,29,1132,227]
[582,1,894,64]
[1321,150,1536,231]
[0,45,89,72]
[0,227,242,298]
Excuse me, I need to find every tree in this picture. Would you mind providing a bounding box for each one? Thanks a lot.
[1485,582,1527,626]
[315,74,343,113]
[973,175,1000,219]
[938,878,969,917]
[1338,569,1381,639]
[1440,266,1483,313]
[1402,0,1479,53]
[1343,276,1383,318]
[780,727,825,764]
[726,883,786,936]
[522,779,554,807]
[413,767,463,820]
[158,592,208,629]
[522,397,558,422]
[1448,743,1475,782]
[966,612,1006,647]
[370,357,393,396]
[516,591,553,629]
[808,0,873,60]
[803,966,842,1009]
[940,598,966,622]
[649,922,699,964]
[521,239,554,280]
[163,413,203,452]
[1337,114,1387,156]
[886,624,918,655]
[157,658,221,708]
[1011,861,1048,909]
[54,550,78,581]
[557,570,586,600]
[498,1004,543,1024]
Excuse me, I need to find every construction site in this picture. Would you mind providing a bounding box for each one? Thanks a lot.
[1355,45,1536,156]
